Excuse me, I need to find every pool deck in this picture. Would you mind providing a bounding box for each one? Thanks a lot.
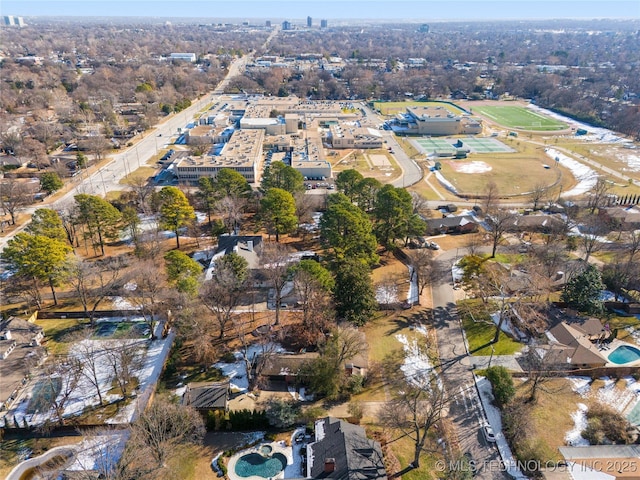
[227,441,291,480]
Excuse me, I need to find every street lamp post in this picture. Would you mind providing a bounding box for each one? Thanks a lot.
[488,345,495,368]
[99,169,107,196]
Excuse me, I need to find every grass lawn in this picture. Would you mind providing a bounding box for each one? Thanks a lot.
[553,140,640,187]
[512,377,577,462]
[607,315,640,345]
[459,301,523,356]
[119,166,156,185]
[437,154,564,198]
[472,105,567,131]
[367,425,444,480]
[35,318,88,355]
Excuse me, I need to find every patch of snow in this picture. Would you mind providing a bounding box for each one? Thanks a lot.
[454,161,492,174]
[66,431,129,473]
[107,331,175,424]
[544,148,597,197]
[214,343,284,392]
[395,334,438,389]
[565,403,589,446]
[111,296,137,310]
[476,376,527,479]
[568,376,592,397]
[375,283,398,304]
[315,418,325,441]
[174,386,187,398]
[284,427,306,478]
[434,171,458,194]
[596,376,637,413]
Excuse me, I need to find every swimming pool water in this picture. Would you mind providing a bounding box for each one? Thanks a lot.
[608,345,640,365]
[234,452,287,478]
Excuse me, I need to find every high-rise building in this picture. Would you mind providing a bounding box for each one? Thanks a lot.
[282,20,291,31]
[3,15,24,26]
[320,19,328,29]
[307,16,312,27]
[265,20,271,27]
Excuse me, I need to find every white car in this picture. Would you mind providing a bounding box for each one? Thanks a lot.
[482,424,496,443]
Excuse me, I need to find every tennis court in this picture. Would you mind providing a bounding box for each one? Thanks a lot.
[414,137,513,154]
[414,138,456,155]
[472,105,567,131]
[26,378,62,415]
[459,137,514,153]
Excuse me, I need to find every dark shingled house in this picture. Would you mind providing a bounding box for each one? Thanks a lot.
[181,381,230,414]
[425,215,478,235]
[307,416,387,480]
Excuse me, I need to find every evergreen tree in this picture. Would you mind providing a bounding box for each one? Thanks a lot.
[561,264,605,315]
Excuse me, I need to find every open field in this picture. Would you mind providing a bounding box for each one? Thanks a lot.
[472,105,567,131]
[373,100,466,116]
[553,139,640,185]
[329,148,401,182]
[437,154,563,198]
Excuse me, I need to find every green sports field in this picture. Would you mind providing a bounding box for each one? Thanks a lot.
[472,105,567,131]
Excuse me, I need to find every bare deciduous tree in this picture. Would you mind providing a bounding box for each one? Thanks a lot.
[105,339,143,398]
[124,259,167,339]
[0,176,33,226]
[215,195,246,234]
[261,242,293,326]
[406,248,435,295]
[380,367,447,470]
[199,253,248,339]
[129,396,205,468]
[42,357,83,425]
[485,208,515,258]
[67,255,126,324]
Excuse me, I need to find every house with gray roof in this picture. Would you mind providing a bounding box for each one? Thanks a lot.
[307,417,387,480]
[181,381,230,413]
[425,215,478,235]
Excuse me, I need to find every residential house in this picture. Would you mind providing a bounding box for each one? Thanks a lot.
[307,417,387,480]
[254,348,368,387]
[204,235,263,281]
[425,215,478,235]
[504,214,566,234]
[544,319,608,369]
[181,381,230,414]
[598,206,640,231]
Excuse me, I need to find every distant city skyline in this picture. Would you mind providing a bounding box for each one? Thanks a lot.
[4,0,640,21]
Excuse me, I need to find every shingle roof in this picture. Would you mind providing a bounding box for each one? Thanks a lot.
[182,382,229,410]
[309,417,387,480]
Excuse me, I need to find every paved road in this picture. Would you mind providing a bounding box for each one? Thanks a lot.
[431,248,510,480]
[359,102,423,188]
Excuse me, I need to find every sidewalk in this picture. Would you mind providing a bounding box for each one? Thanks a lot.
[476,376,528,480]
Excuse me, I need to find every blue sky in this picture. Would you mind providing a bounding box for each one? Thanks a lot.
[3,1,639,21]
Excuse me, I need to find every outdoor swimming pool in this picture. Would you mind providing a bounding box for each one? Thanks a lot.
[608,345,640,365]
[234,452,287,478]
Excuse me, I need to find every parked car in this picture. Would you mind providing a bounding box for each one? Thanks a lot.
[482,424,496,443]
[428,242,440,250]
